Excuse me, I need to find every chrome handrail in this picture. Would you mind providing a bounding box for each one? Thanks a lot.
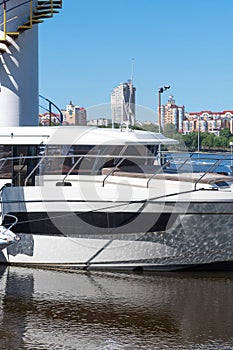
[18,153,156,186]
[176,153,194,171]
[194,155,228,190]
[61,156,84,184]
[146,159,172,188]
[102,157,126,187]
[24,156,46,186]
[0,152,231,189]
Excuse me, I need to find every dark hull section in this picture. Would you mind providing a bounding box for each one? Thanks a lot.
[3,211,178,235]
[89,260,233,272]
[5,260,233,273]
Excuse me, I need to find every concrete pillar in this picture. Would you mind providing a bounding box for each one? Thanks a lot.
[0,0,39,126]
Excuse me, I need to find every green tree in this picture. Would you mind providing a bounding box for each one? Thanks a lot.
[163,123,177,138]
[214,136,228,148]
[201,133,215,149]
[220,136,229,148]
[142,124,159,133]
[182,133,193,149]
[220,128,231,138]
[229,136,233,145]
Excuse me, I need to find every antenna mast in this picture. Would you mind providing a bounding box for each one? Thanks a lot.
[128,58,135,127]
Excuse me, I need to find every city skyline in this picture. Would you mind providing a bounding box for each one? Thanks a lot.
[39,93,233,135]
[39,0,233,121]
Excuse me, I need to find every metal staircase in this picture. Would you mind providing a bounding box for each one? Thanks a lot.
[0,0,62,52]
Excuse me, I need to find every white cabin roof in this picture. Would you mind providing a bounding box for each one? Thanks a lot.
[0,126,178,146]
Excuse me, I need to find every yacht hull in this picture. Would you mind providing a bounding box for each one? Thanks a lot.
[1,181,233,272]
[0,234,175,270]
[0,210,232,271]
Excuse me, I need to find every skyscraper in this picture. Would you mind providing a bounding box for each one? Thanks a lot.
[111,81,136,126]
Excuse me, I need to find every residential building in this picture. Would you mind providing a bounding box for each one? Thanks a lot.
[111,80,136,126]
[184,110,233,134]
[160,95,185,132]
[87,118,111,127]
[62,101,87,126]
[39,112,60,126]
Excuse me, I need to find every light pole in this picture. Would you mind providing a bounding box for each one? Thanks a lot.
[197,115,200,153]
[158,85,170,133]
[230,141,233,167]
[157,85,170,165]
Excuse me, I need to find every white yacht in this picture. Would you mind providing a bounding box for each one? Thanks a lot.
[0,126,232,271]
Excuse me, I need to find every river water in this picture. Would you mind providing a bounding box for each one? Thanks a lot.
[168,152,233,174]
[0,267,233,350]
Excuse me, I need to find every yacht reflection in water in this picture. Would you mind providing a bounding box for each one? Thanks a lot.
[0,267,233,349]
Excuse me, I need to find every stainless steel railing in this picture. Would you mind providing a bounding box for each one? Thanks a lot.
[0,152,231,188]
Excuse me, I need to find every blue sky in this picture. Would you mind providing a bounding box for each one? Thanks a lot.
[39,0,233,121]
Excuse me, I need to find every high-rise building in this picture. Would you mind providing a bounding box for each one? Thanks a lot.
[62,101,87,126]
[160,95,185,132]
[111,81,136,126]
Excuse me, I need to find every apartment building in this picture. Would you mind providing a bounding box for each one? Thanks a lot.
[160,95,185,132]
[111,81,136,126]
[184,110,233,134]
[62,101,87,126]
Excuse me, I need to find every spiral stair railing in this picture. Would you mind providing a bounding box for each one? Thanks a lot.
[39,94,63,125]
[0,0,62,53]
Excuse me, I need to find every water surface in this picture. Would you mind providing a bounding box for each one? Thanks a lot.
[0,266,233,349]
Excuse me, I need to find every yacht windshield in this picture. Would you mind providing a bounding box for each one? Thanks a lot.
[39,144,159,175]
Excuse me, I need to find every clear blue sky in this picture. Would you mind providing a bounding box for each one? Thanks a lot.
[39,0,233,121]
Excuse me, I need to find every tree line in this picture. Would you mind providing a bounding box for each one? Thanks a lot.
[141,123,233,151]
